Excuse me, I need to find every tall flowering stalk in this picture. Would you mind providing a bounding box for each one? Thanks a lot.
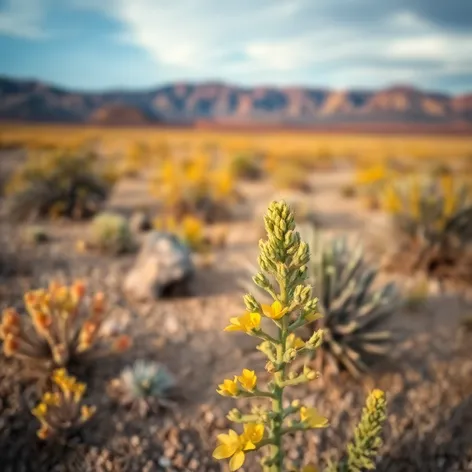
[213,201,387,472]
[214,201,326,471]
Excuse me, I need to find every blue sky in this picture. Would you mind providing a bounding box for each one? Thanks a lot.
[0,0,471,93]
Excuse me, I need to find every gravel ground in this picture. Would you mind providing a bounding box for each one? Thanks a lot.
[1,157,472,472]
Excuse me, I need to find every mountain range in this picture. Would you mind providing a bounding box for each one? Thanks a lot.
[1,76,471,130]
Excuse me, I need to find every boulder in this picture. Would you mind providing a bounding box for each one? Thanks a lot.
[123,232,194,301]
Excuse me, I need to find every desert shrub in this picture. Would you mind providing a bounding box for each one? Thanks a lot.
[109,360,178,416]
[5,149,112,221]
[31,368,95,440]
[0,281,131,379]
[230,153,263,180]
[90,212,135,255]
[121,142,151,177]
[270,160,310,192]
[355,164,394,209]
[153,214,208,252]
[214,201,387,471]
[382,174,472,274]
[241,223,397,379]
[150,154,238,223]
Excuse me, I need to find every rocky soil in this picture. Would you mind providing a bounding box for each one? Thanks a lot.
[1,152,472,472]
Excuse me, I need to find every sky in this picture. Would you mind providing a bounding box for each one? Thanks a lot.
[0,0,471,93]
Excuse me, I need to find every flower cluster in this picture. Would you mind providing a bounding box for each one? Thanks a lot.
[32,368,96,440]
[0,281,131,374]
[214,201,329,471]
[213,201,387,472]
[214,423,265,471]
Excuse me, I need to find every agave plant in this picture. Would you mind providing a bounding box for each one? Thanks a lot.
[32,368,96,440]
[383,175,472,273]
[110,360,178,416]
[240,223,397,378]
[0,281,131,378]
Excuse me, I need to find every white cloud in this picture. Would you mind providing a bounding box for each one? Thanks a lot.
[3,0,472,90]
[0,0,48,38]
[70,0,472,87]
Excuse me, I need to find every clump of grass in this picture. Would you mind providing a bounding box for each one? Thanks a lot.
[230,153,263,181]
[5,149,113,221]
[214,200,387,471]
[0,281,131,378]
[383,174,472,275]
[90,212,135,255]
[151,154,238,223]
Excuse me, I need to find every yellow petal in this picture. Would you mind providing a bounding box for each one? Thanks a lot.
[261,304,273,316]
[243,440,256,451]
[305,312,323,322]
[213,445,233,460]
[229,451,245,471]
[272,300,283,314]
[216,433,232,445]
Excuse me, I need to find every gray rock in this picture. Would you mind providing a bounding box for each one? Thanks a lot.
[123,232,194,301]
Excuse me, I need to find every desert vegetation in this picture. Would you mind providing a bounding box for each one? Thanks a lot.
[0,125,471,471]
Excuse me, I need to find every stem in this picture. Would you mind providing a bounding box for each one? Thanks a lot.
[266,278,289,472]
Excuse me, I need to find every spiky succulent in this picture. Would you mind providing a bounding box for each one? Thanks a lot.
[31,368,96,440]
[383,174,472,272]
[111,360,178,416]
[0,281,131,378]
[240,223,397,378]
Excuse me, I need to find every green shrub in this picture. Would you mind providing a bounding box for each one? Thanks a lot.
[6,150,112,221]
[90,212,135,255]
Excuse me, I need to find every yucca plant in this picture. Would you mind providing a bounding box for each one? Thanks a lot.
[0,281,131,379]
[383,175,472,273]
[109,360,178,416]
[5,149,112,221]
[240,223,397,378]
[32,368,96,440]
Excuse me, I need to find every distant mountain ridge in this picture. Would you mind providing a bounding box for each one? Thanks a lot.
[0,76,471,128]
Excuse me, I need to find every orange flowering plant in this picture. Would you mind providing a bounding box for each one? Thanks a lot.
[0,280,130,376]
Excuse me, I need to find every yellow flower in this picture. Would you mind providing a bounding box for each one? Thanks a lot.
[217,377,239,397]
[213,429,255,471]
[305,312,323,323]
[80,405,96,422]
[237,369,257,392]
[225,312,261,333]
[42,392,61,406]
[261,301,288,320]
[300,406,329,428]
[241,423,264,445]
[287,333,305,350]
[32,402,48,421]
